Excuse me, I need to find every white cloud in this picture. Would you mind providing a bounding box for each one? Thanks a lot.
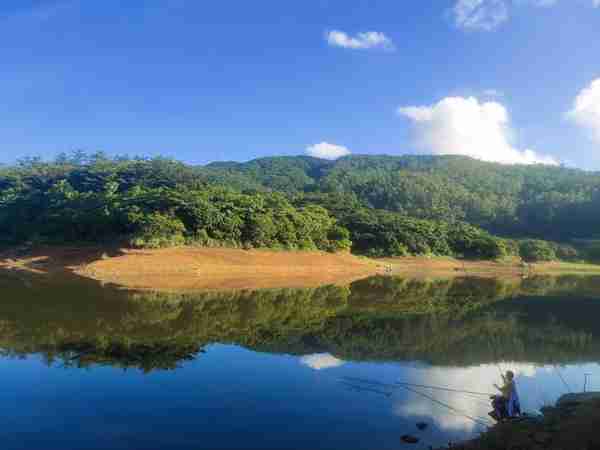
[567,78,600,144]
[453,0,510,31]
[520,0,557,6]
[452,0,599,31]
[300,353,345,370]
[398,96,558,165]
[305,142,351,160]
[325,30,394,51]
[527,0,600,5]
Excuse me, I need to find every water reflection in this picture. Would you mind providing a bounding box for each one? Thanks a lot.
[2,273,600,449]
[2,273,600,369]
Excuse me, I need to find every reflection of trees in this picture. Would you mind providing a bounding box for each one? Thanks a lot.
[1,274,600,371]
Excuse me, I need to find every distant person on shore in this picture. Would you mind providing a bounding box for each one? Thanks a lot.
[490,370,521,421]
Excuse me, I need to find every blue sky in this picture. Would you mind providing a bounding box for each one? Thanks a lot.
[1,0,600,168]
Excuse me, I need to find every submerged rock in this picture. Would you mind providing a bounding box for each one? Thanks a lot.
[401,434,419,444]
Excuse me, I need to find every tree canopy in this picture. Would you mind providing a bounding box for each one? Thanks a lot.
[1,153,599,261]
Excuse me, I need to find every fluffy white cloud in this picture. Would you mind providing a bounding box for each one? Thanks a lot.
[300,353,345,370]
[567,78,600,144]
[398,96,558,165]
[305,142,351,160]
[325,30,394,50]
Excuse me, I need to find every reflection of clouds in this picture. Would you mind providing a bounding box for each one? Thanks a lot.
[300,353,345,370]
[393,363,545,432]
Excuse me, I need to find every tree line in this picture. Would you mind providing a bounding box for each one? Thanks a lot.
[1,152,599,261]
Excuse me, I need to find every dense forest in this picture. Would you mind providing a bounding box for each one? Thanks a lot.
[1,152,600,261]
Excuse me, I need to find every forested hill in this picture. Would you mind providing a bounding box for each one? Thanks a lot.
[196,154,600,240]
[1,152,600,261]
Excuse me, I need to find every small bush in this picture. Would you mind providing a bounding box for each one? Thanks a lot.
[468,237,507,260]
[130,212,186,249]
[553,244,580,262]
[519,240,557,263]
[502,239,520,257]
[326,225,353,252]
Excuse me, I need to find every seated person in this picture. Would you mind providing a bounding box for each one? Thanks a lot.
[489,370,521,421]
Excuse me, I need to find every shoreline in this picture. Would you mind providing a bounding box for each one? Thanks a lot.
[438,395,600,450]
[2,245,600,291]
[0,245,382,291]
[383,256,600,278]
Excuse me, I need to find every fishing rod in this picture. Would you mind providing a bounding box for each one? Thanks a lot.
[342,377,493,409]
[339,381,393,398]
[340,378,493,409]
[339,379,493,430]
[342,376,495,397]
[489,336,505,378]
[397,383,493,428]
[397,382,494,398]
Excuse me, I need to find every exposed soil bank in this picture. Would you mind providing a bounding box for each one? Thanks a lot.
[2,247,600,291]
[383,256,600,279]
[0,246,381,290]
[440,398,600,450]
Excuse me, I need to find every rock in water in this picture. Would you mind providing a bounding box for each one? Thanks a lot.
[557,392,600,406]
[416,422,428,430]
[401,434,419,444]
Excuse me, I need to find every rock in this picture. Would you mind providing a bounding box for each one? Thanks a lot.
[401,434,420,444]
[416,422,428,430]
[557,392,600,406]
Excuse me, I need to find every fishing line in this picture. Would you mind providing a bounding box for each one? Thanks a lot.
[339,379,493,443]
[397,384,493,429]
[342,376,494,397]
[339,381,393,398]
[341,377,493,410]
[489,335,504,378]
[553,364,572,394]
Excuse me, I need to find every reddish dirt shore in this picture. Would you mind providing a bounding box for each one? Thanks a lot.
[2,247,598,291]
[0,246,382,291]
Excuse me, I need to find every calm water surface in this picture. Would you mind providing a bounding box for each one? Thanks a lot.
[2,272,600,450]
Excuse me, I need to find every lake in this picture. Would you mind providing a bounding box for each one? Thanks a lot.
[2,272,600,450]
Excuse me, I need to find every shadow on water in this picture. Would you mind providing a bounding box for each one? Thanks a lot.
[2,272,600,371]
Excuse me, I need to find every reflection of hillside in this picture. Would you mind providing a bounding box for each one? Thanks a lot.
[1,274,600,370]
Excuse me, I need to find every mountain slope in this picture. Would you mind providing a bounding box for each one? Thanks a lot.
[196,154,600,240]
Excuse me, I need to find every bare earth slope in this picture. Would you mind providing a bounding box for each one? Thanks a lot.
[79,247,383,290]
[3,247,599,291]
[0,246,381,290]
